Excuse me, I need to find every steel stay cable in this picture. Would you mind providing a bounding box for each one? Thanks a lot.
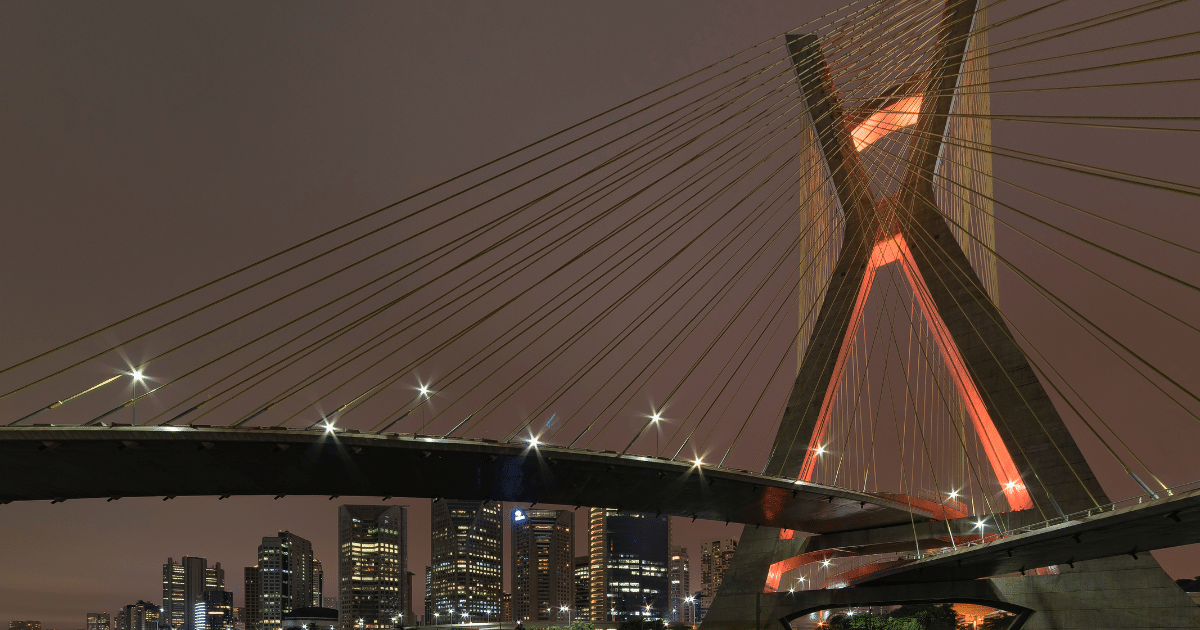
[560,154,844,453]
[290,104,803,432]
[16,3,907,422]
[489,141,821,446]
[115,68,766,428]
[179,59,805,428]
[886,120,1200,422]
[416,99,822,439]
[864,126,1106,510]
[725,244,895,470]
[570,115,867,452]
[863,124,1079,512]
[14,0,960,422]
[0,0,882,382]
[871,255,1009,525]
[324,72,820,432]
[430,117,814,442]
[1,0,1176,401]
[673,17,965,463]
[391,20,936,436]
[3,6,867,408]
[333,67,830,432]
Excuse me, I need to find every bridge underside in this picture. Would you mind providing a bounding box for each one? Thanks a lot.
[0,425,933,534]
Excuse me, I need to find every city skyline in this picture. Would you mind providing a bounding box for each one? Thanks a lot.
[4,1,1200,627]
[1,498,734,630]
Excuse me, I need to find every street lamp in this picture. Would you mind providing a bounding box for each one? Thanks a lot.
[129,368,145,423]
[650,411,662,454]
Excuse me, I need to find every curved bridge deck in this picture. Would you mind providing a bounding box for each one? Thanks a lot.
[1,425,929,534]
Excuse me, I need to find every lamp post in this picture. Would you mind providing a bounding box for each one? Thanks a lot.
[130,369,145,423]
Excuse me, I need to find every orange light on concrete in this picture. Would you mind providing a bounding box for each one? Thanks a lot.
[796,233,1033,511]
[850,95,923,151]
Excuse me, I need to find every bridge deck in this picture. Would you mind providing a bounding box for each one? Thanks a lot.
[0,426,931,534]
[857,486,1200,585]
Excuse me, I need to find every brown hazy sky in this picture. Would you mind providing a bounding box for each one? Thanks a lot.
[3,2,1200,629]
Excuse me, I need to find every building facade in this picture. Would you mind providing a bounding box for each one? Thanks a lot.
[667,546,692,625]
[244,567,261,630]
[573,556,590,619]
[164,557,225,630]
[427,500,502,622]
[87,613,111,630]
[194,591,234,630]
[313,560,324,608]
[587,509,669,622]
[698,539,737,622]
[118,601,161,630]
[510,509,574,621]
[245,531,318,630]
[337,505,408,630]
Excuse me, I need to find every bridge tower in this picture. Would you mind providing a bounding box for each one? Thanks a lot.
[700,1,1200,628]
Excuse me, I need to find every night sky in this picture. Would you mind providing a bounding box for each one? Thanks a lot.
[3,2,1199,628]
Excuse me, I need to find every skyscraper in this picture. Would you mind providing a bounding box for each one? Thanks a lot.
[87,613,111,630]
[194,591,234,630]
[573,556,590,619]
[428,500,502,622]
[698,539,737,621]
[313,560,324,608]
[587,509,669,622]
[667,546,692,625]
[510,509,574,621]
[118,602,161,630]
[248,531,317,630]
[337,505,408,630]
[244,567,260,630]
[164,557,225,630]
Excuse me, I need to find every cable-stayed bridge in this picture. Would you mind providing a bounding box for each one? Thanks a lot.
[4,0,1200,628]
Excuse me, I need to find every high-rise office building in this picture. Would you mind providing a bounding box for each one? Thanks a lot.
[423,567,432,624]
[698,539,737,621]
[405,571,416,624]
[87,613,111,630]
[246,531,317,630]
[164,557,225,630]
[573,556,590,619]
[510,508,573,621]
[194,591,234,630]
[313,560,324,608]
[668,546,692,625]
[500,594,511,623]
[587,509,669,622]
[337,505,408,630]
[244,568,261,630]
[118,602,160,630]
[428,500,502,621]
